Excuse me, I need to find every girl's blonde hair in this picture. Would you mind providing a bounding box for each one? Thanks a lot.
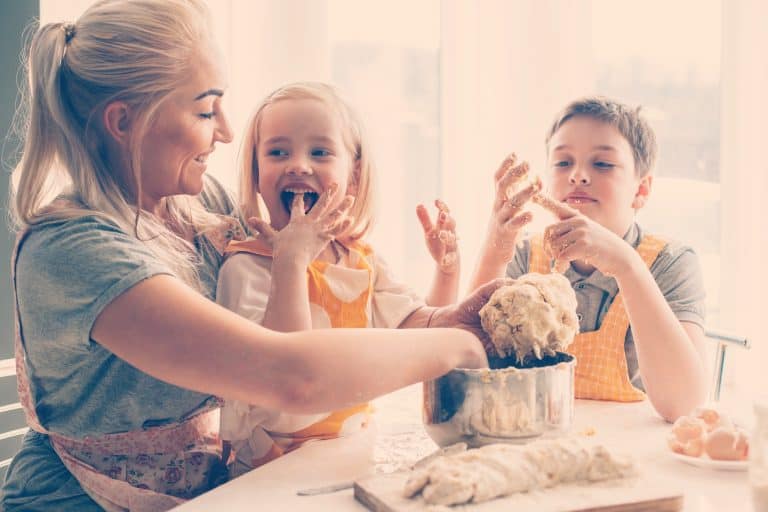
[10,0,222,288]
[238,82,376,242]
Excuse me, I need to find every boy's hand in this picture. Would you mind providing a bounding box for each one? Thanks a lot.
[416,199,459,275]
[534,193,636,277]
[248,183,354,265]
[483,153,540,262]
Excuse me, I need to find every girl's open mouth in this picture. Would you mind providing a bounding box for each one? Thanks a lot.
[280,189,320,214]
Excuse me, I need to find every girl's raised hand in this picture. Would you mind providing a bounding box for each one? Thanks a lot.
[416,199,459,275]
[248,183,355,265]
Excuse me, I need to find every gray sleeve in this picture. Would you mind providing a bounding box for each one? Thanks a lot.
[505,239,531,279]
[16,216,172,351]
[648,241,706,327]
[199,174,240,217]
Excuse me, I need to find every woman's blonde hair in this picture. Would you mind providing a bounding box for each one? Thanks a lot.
[10,0,222,287]
[238,82,376,242]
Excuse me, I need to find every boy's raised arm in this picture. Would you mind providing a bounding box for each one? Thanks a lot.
[469,154,539,290]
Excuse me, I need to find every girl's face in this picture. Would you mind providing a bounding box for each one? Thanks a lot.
[139,47,233,209]
[256,98,358,230]
[546,116,651,237]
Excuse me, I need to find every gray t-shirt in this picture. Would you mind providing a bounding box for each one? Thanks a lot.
[1,176,241,511]
[506,222,706,390]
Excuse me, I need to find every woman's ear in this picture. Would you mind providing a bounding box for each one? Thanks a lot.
[632,174,653,209]
[102,101,132,146]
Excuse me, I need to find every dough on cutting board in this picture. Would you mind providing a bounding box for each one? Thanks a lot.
[403,437,635,506]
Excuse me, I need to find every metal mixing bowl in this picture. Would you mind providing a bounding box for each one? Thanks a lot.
[423,352,575,448]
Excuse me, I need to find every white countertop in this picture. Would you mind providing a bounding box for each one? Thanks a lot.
[173,385,754,511]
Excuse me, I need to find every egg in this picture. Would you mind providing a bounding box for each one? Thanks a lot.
[668,415,707,457]
[703,427,749,461]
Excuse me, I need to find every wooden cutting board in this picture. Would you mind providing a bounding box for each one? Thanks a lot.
[354,472,683,512]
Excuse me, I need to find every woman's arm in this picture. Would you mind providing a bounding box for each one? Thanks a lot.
[92,275,488,414]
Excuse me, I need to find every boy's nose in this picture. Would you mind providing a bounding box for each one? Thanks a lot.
[568,170,590,185]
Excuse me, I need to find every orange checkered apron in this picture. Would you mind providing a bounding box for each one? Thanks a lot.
[528,234,667,402]
[223,239,374,467]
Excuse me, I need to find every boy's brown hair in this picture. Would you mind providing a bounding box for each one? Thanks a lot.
[545,96,658,178]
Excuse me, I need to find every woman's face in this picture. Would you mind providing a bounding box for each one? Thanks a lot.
[138,47,233,209]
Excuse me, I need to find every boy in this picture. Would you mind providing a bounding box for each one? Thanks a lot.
[470,97,707,421]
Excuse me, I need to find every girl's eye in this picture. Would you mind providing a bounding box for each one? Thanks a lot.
[267,149,288,157]
[553,160,571,168]
[311,148,331,158]
[198,112,216,120]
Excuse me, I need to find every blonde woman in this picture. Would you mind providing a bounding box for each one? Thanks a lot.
[2,1,494,510]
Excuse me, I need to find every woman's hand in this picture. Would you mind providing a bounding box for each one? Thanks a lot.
[428,277,512,355]
[416,199,459,275]
[248,183,354,265]
[534,193,637,277]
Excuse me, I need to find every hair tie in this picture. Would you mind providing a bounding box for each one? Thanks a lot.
[63,23,76,44]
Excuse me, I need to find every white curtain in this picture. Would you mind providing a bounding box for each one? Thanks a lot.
[440,0,594,294]
[719,0,768,394]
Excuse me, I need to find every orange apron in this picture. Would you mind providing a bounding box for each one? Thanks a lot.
[528,233,667,402]
[11,229,229,512]
[223,238,373,468]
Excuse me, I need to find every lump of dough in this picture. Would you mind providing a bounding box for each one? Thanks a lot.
[479,272,578,363]
[403,438,635,506]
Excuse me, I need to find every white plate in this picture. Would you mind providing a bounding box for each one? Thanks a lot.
[671,451,748,471]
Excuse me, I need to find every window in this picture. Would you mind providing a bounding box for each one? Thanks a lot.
[590,0,723,322]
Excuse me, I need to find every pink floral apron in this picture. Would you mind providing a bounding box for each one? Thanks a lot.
[10,220,242,511]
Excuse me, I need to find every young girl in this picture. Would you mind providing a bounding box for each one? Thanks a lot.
[216,82,460,475]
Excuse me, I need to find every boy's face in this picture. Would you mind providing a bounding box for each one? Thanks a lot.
[546,116,651,237]
[256,98,357,230]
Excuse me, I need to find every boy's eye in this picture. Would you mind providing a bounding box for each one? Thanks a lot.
[594,161,615,170]
[198,112,216,120]
[267,148,288,157]
[311,148,331,158]
[553,160,571,168]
